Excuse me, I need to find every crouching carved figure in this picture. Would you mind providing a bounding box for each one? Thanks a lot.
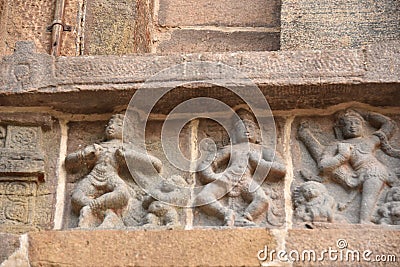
[293,181,346,223]
[376,187,400,225]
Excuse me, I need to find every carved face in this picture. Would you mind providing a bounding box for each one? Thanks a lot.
[302,183,323,201]
[341,117,364,139]
[233,120,258,144]
[105,118,123,140]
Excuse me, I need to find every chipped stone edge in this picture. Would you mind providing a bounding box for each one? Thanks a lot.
[0,234,30,267]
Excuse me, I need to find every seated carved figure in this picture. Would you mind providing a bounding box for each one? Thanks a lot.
[195,111,286,226]
[65,114,130,228]
[376,187,400,225]
[298,109,399,224]
[293,181,343,223]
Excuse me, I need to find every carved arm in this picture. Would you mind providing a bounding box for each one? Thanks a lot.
[65,144,103,173]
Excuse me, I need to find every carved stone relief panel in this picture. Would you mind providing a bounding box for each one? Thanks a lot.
[0,114,60,233]
[64,115,190,229]
[292,109,400,227]
[193,111,287,227]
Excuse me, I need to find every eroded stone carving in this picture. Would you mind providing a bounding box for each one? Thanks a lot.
[66,114,188,229]
[293,181,346,223]
[65,114,131,229]
[195,111,287,227]
[0,122,48,231]
[297,109,400,224]
[142,175,187,227]
[375,186,400,225]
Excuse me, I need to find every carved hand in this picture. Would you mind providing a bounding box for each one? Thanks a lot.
[89,198,104,212]
[337,143,353,159]
[83,144,103,160]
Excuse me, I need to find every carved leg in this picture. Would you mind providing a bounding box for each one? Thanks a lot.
[360,178,385,223]
[144,213,160,226]
[78,206,101,228]
[243,187,269,221]
[99,210,124,229]
[164,208,180,226]
[195,184,234,226]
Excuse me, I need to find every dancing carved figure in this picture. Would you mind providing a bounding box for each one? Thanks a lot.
[298,109,399,224]
[195,112,286,226]
[65,114,130,228]
[376,187,400,225]
[293,181,344,223]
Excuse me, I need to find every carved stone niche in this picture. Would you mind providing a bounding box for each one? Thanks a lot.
[292,109,400,227]
[0,113,59,233]
[64,115,190,229]
[193,111,287,228]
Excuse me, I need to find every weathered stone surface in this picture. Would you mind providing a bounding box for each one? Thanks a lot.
[59,0,79,56]
[0,0,54,56]
[0,42,399,113]
[286,229,400,266]
[281,0,400,50]
[64,117,191,229]
[158,0,280,27]
[0,41,55,92]
[193,115,286,227]
[0,233,20,263]
[157,29,280,53]
[0,113,60,233]
[291,112,400,225]
[84,0,137,55]
[29,228,277,266]
[84,0,152,55]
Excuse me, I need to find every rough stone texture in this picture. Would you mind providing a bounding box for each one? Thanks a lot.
[286,229,400,266]
[281,0,400,50]
[157,29,280,53]
[0,0,55,56]
[0,233,20,263]
[291,112,400,225]
[0,41,399,114]
[158,0,281,27]
[63,119,190,228]
[193,117,286,227]
[84,0,152,55]
[0,113,60,233]
[59,0,79,56]
[28,229,277,266]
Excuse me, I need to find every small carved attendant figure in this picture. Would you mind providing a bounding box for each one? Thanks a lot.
[195,111,286,226]
[298,109,399,224]
[142,175,187,227]
[376,187,400,225]
[293,181,344,223]
[65,114,130,228]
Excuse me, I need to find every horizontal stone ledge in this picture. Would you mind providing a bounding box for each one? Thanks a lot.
[24,228,400,266]
[286,229,400,266]
[28,228,277,267]
[0,41,399,113]
[0,83,399,114]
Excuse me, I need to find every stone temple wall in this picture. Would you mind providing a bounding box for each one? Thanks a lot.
[0,1,399,266]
